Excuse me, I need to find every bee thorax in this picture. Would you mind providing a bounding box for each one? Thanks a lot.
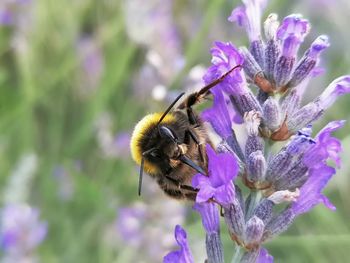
[170,159,180,168]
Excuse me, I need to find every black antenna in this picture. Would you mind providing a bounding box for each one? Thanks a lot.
[157,92,186,126]
[138,147,157,196]
[197,64,242,96]
[138,157,144,196]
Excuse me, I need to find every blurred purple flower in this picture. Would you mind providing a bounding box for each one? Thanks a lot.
[116,205,147,247]
[0,0,32,26]
[53,166,75,201]
[0,9,12,25]
[163,225,194,263]
[76,35,104,96]
[0,204,47,257]
[257,247,274,263]
[192,144,239,206]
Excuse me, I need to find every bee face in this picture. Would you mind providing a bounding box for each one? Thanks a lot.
[131,112,191,174]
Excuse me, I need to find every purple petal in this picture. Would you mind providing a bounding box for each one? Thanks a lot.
[163,225,194,263]
[228,0,267,41]
[214,184,236,206]
[201,89,233,138]
[203,42,245,95]
[318,76,350,110]
[207,145,239,187]
[277,14,310,57]
[281,35,302,57]
[277,14,309,41]
[229,6,248,28]
[257,247,274,263]
[195,185,216,203]
[304,120,345,168]
[307,35,330,59]
[292,165,336,215]
[192,145,239,205]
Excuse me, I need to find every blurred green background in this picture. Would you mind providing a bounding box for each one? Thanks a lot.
[0,0,349,262]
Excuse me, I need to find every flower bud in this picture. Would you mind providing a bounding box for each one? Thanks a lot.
[247,150,267,182]
[206,233,224,263]
[244,216,265,246]
[263,209,295,241]
[249,39,265,68]
[223,198,245,239]
[240,46,263,82]
[253,199,274,224]
[262,97,282,131]
[244,111,264,158]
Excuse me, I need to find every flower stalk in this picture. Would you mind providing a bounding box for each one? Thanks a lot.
[164,0,349,262]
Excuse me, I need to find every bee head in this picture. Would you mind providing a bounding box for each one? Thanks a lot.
[130,112,177,175]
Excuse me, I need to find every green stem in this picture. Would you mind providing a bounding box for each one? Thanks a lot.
[230,191,262,262]
[246,190,262,220]
[231,245,244,263]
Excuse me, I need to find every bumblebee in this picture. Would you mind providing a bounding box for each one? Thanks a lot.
[130,65,240,200]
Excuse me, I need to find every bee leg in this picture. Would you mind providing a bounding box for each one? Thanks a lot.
[158,177,185,199]
[179,65,242,110]
[163,175,198,200]
[186,106,199,125]
[208,198,225,216]
[186,128,205,162]
[180,184,198,201]
[184,192,197,201]
[164,175,198,194]
[220,206,224,217]
[198,144,205,163]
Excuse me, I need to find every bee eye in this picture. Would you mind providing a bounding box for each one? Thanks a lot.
[150,150,160,158]
[159,126,177,142]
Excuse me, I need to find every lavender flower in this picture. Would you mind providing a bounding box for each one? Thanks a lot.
[158,0,349,262]
[0,1,32,26]
[163,225,194,263]
[125,0,185,103]
[0,204,47,262]
[116,205,147,247]
[76,35,104,97]
[0,9,12,25]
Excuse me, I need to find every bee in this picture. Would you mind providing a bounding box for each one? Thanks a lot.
[130,65,241,200]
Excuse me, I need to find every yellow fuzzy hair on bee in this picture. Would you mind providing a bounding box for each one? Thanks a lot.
[130,112,175,174]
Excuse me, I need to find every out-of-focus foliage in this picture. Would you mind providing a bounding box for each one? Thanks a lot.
[0,0,349,262]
